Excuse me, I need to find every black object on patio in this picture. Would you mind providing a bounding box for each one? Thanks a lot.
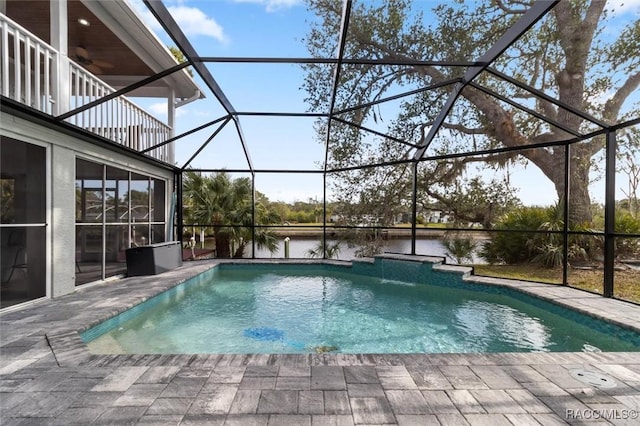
[126,241,183,276]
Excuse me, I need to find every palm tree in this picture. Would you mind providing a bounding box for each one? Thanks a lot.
[225,186,281,257]
[307,239,342,259]
[183,171,280,258]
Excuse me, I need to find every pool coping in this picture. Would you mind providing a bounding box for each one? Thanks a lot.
[33,255,640,368]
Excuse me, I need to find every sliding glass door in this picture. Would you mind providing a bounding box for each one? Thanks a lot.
[0,137,47,308]
[75,158,167,285]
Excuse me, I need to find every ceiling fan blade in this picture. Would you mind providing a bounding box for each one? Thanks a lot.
[76,46,90,60]
[85,63,103,75]
[92,59,114,69]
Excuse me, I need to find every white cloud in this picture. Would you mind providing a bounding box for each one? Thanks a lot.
[148,102,167,116]
[167,6,228,42]
[129,0,161,28]
[130,0,228,43]
[193,109,211,117]
[232,0,302,13]
[267,188,323,203]
[148,102,187,118]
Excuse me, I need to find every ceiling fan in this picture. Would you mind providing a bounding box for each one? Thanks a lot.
[74,46,114,75]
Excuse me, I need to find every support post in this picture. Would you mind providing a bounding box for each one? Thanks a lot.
[50,0,69,115]
[323,170,327,259]
[411,161,418,255]
[284,237,290,259]
[562,144,570,285]
[176,171,184,244]
[168,88,176,137]
[603,131,616,297]
[167,88,176,164]
[251,175,256,259]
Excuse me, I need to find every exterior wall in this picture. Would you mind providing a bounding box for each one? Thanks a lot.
[1,111,174,299]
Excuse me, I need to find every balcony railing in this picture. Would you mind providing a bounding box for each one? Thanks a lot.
[0,13,172,163]
[68,63,171,161]
[0,13,56,115]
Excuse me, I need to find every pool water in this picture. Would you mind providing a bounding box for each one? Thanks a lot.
[83,264,640,354]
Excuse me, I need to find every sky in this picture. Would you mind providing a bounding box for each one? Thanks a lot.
[131,0,327,202]
[128,0,640,205]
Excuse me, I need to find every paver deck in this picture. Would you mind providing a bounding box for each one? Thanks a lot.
[2,259,640,425]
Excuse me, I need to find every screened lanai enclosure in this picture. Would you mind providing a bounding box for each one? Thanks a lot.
[143,0,639,302]
[17,0,640,303]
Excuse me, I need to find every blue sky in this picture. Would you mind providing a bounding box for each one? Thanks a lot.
[129,0,640,205]
[131,0,330,202]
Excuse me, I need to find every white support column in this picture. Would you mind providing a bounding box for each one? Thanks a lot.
[168,88,176,164]
[51,145,76,297]
[50,0,70,115]
[50,1,74,296]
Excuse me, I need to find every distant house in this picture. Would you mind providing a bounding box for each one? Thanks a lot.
[425,210,452,224]
[329,213,387,227]
[393,209,452,225]
[1,0,203,308]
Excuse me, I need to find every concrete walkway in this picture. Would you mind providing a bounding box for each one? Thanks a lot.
[1,260,640,425]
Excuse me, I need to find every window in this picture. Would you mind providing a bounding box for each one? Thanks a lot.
[75,159,167,285]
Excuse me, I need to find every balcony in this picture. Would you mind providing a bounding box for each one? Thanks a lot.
[0,13,172,163]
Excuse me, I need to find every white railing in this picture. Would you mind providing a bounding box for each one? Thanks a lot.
[0,14,56,114]
[68,63,171,162]
[0,14,172,163]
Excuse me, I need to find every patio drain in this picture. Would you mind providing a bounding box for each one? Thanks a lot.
[569,369,617,388]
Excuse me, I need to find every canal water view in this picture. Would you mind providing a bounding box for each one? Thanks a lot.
[252,238,485,263]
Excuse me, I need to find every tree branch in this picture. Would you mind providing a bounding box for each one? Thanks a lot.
[493,0,529,15]
[604,71,640,123]
[537,97,559,123]
[441,122,487,135]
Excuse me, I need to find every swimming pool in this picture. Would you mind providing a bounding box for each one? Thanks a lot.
[81,259,640,354]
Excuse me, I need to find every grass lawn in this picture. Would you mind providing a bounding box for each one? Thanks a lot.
[474,264,640,304]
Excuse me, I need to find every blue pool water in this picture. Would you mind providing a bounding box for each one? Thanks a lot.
[82,263,640,354]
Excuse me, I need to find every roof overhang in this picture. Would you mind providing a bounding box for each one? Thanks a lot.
[80,0,204,100]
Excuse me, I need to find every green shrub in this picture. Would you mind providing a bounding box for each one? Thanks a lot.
[615,213,640,257]
[307,239,342,259]
[616,212,640,234]
[531,243,564,268]
[481,204,609,267]
[442,232,477,264]
[481,205,640,266]
[480,206,552,264]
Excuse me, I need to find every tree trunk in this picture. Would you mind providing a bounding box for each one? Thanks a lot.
[233,243,246,258]
[214,227,231,258]
[551,159,593,227]
[568,164,593,227]
[529,144,594,226]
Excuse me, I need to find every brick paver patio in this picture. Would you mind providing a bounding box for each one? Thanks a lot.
[2,259,639,425]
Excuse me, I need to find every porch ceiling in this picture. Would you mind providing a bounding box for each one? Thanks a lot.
[5,0,201,99]
[7,0,152,76]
